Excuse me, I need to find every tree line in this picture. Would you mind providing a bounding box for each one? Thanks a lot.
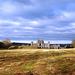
[0,39,75,49]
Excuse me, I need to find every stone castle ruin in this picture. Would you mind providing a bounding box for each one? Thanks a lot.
[31,39,50,49]
[31,39,60,49]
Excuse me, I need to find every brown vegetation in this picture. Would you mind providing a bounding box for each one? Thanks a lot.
[72,40,75,48]
[0,49,75,75]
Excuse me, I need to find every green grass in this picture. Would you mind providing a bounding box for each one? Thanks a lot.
[0,48,75,75]
[9,46,38,49]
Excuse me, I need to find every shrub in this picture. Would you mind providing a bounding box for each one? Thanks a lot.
[65,45,70,48]
[23,46,38,49]
[72,40,75,48]
[0,42,5,49]
[18,46,38,49]
[8,46,18,49]
[18,46,23,49]
[9,46,38,49]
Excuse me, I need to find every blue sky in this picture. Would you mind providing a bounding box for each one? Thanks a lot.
[0,0,75,44]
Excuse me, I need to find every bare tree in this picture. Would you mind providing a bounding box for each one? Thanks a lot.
[2,38,11,48]
[72,40,75,48]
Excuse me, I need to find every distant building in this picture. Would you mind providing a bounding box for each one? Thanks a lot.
[50,44,60,49]
[31,39,62,49]
[31,39,50,49]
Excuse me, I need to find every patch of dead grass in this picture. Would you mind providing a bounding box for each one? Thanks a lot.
[0,48,75,75]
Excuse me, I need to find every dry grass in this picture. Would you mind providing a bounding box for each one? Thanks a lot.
[0,48,75,75]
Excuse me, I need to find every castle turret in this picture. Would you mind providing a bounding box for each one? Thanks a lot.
[31,41,33,46]
[48,41,50,49]
[41,40,44,48]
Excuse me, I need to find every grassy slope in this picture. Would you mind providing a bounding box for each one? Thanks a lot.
[0,49,75,75]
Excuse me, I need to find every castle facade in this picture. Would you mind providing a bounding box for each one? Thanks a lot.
[31,39,50,49]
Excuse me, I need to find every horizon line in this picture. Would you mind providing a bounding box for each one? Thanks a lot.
[10,40,72,44]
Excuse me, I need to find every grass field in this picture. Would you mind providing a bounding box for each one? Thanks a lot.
[0,48,75,75]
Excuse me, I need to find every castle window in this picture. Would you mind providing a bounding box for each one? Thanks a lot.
[39,43,41,46]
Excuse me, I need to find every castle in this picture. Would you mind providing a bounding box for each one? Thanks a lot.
[31,39,50,49]
[31,39,61,49]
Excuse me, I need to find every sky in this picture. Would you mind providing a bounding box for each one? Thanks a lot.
[0,0,75,44]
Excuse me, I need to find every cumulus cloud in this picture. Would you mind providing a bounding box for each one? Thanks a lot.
[0,0,75,43]
[0,19,20,26]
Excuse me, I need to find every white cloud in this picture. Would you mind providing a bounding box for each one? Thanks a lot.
[62,12,72,18]
[55,11,75,22]
[11,22,20,26]
[0,0,75,41]
[50,40,72,44]
[0,19,20,25]
[23,27,34,29]
[44,28,75,34]
[0,2,17,14]
[55,22,75,30]
[0,1,37,15]
[71,23,75,26]
[29,21,39,26]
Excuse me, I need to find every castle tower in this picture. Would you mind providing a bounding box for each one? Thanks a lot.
[37,39,40,47]
[31,41,33,46]
[48,41,50,49]
[41,40,44,48]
